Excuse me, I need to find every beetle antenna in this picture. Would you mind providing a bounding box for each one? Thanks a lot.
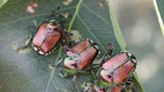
[107,43,113,56]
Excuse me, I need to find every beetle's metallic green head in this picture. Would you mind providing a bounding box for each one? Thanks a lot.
[92,79,113,92]
[61,57,77,77]
[48,19,57,24]
[97,79,114,89]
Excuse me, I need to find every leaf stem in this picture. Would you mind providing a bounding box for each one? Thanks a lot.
[55,47,62,66]
[67,0,83,33]
[45,46,62,92]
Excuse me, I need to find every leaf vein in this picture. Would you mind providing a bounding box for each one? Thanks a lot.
[0,6,76,28]
[67,0,83,32]
[77,14,106,52]
[83,3,111,27]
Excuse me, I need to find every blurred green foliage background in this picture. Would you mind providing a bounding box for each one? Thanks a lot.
[111,0,164,92]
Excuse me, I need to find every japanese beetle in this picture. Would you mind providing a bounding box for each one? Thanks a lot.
[60,39,99,77]
[32,20,62,55]
[82,43,137,92]
[59,39,100,91]
[93,51,137,91]
[17,12,70,55]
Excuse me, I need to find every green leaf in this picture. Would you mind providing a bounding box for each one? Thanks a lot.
[0,0,142,92]
[0,0,8,8]
[131,73,144,92]
[0,0,120,92]
[154,0,164,36]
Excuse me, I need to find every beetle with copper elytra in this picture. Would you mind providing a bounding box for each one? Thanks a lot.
[31,19,63,55]
[58,39,100,91]
[96,52,136,92]
[83,45,137,92]
[60,39,100,77]
[17,12,70,55]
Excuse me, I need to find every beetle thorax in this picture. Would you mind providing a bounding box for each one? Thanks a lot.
[47,24,59,31]
[64,57,78,70]
[100,69,113,83]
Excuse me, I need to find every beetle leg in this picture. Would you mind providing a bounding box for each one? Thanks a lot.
[45,53,49,56]
[118,79,136,92]
[58,68,67,78]
[76,70,89,74]
[59,12,72,21]
[100,54,109,66]
[69,39,76,47]
[82,82,92,92]
[96,68,102,79]
[89,40,98,49]
[87,39,93,44]
[17,45,29,52]
[89,40,101,58]
[55,59,63,66]
[91,70,97,80]
[48,48,56,55]
[60,30,72,46]
[127,52,137,64]
[32,46,38,51]
[65,31,73,43]
[17,35,33,52]
[38,50,45,55]
[57,59,68,78]
[58,66,69,78]
[62,45,72,54]
[85,64,100,71]
[52,48,56,52]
